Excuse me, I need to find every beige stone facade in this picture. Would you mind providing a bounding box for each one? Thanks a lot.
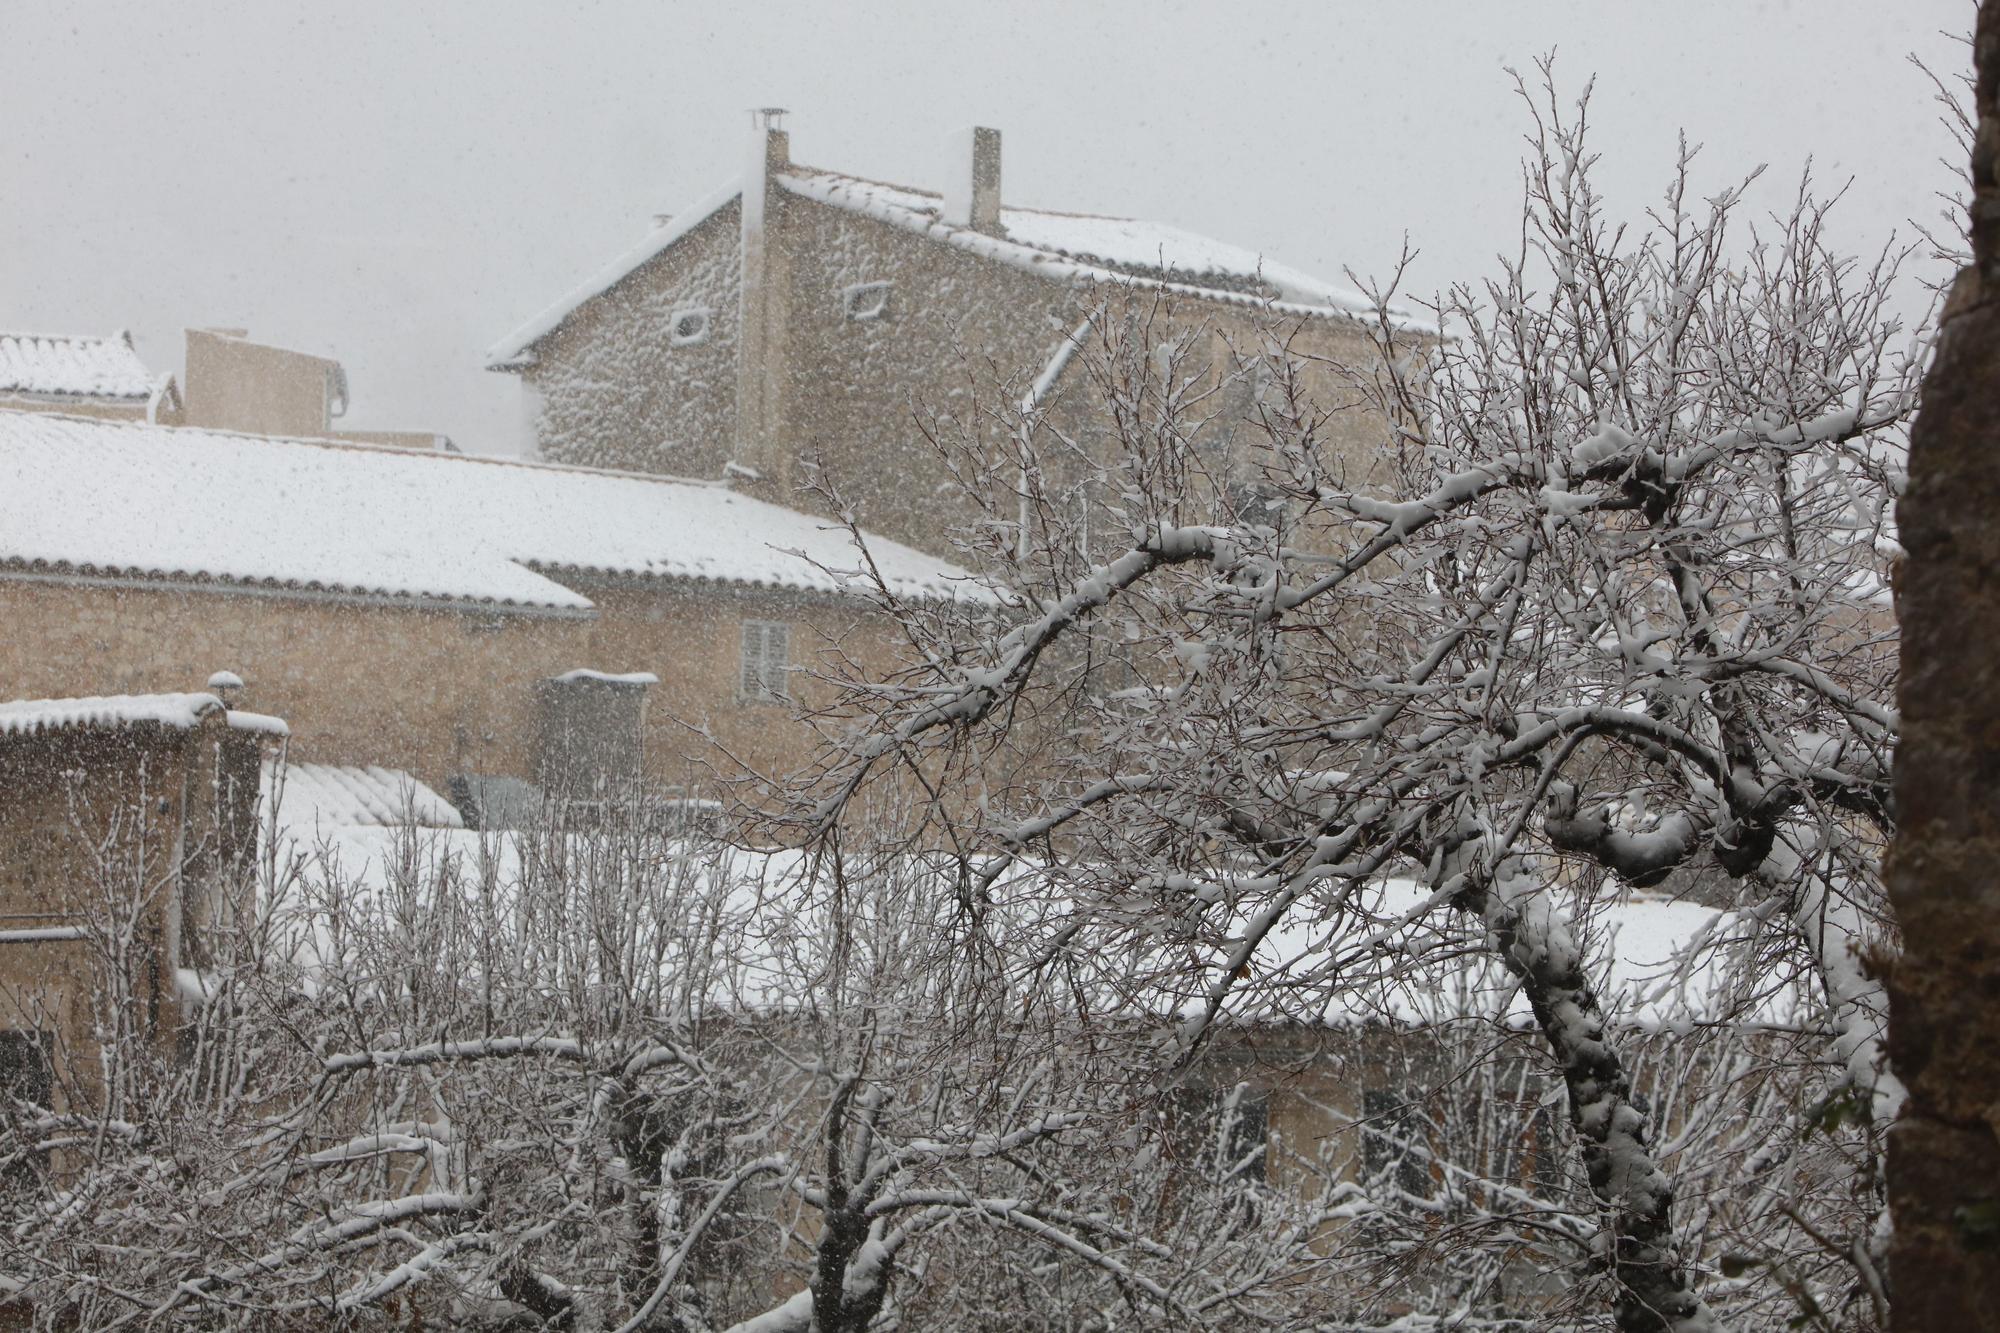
[0,576,906,809]
[491,119,1410,559]
[182,327,450,450]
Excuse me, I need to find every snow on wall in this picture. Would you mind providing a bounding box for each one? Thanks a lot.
[525,198,745,474]
[0,413,987,609]
[549,669,660,685]
[0,691,222,736]
[0,330,157,399]
[0,691,268,737]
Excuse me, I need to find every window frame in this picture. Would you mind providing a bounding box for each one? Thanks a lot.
[840,281,892,322]
[1360,1087,1432,1198]
[739,619,792,705]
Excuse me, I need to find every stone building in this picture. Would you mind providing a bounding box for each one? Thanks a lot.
[0,691,282,1101]
[487,114,1416,556]
[180,327,452,451]
[0,411,980,813]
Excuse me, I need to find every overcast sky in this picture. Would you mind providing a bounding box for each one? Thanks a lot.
[1,1,1968,455]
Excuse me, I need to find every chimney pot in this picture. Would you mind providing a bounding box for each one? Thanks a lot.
[207,670,245,707]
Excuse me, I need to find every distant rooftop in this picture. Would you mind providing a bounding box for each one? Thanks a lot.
[0,413,987,611]
[263,759,464,831]
[782,165,1380,312]
[0,691,287,739]
[487,134,1419,369]
[0,330,157,400]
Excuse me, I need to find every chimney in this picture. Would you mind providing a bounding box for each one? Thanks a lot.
[942,126,1002,234]
[206,669,245,707]
[734,109,793,491]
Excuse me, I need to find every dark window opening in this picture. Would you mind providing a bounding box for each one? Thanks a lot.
[1170,1081,1269,1185]
[0,1030,51,1109]
[1361,1087,1431,1197]
[534,672,652,800]
[670,306,712,346]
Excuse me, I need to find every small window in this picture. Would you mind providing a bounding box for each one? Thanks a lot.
[1528,1103,1568,1196]
[669,306,713,346]
[841,281,892,322]
[1170,1081,1269,1184]
[0,1030,51,1185]
[1361,1088,1431,1198]
[740,620,791,703]
[0,1030,51,1109]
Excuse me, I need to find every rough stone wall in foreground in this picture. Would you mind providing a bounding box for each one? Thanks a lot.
[1886,4,2000,1325]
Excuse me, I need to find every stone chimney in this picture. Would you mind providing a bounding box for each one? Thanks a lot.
[206,669,245,708]
[734,109,792,491]
[942,126,1002,234]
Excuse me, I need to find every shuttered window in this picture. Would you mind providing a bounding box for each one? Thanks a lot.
[740,620,791,703]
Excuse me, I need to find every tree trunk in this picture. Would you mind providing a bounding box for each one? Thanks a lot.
[1886,5,2000,1327]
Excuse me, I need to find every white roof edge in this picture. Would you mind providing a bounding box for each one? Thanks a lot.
[226,709,291,737]
[485,177,745,368]
[0,690,286,740]
[549,668,660,686]
[776,171,1439,337]
[0,691,224,737]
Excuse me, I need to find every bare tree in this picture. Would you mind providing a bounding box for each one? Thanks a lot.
[791,63,1919,1333]
[0,779,1361,1330]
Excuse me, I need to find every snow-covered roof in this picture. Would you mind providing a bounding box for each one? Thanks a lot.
[263,759,464,831]
[782,168,1404,322]
[0,691,289,739]
[484,160,1424,369]
[0,413,987,610]
[0,330,157,400]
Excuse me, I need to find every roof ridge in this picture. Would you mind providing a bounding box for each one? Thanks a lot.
[788,163,942,201]
[2,410,730,491]
[790,165,1146,227]
[0,330,133,343]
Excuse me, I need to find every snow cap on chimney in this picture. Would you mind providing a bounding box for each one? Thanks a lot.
[942,126,1002,234]
[744,108,791,233]
[207,669,245,706]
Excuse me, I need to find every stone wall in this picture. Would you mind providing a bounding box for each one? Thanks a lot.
[0,714,265,1096]
[182,328,338,437]
[528,203,745,477]
[0,575,912,801]
[518,183,1409,561]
